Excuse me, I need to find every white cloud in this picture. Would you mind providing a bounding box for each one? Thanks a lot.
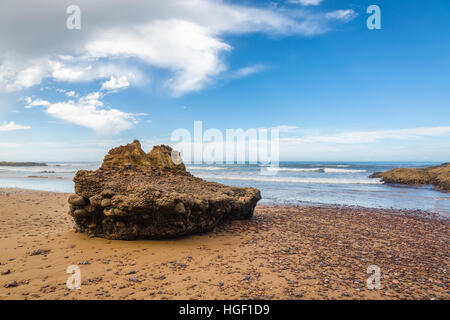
[272,125,299,131]
[231,64,267,79]
[50,61,90,82]
[0,121,31,131]
[282,126,450,145]
[0,59,49,92]
[78,92,104,107]
[49,60,145,85]
[0,0,357,95]
[45,101,133,135]
[326,10,357,21]
[66,90,78,97]
[86,19,231,95]
[25,98,51,109]
[0,56,145,93]
[101,76,130,91]
[288,0,324,6]
[24,91,140,134]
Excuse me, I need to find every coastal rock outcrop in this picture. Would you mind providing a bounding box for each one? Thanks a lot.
[68,140,261,239]
[370,163,450,192]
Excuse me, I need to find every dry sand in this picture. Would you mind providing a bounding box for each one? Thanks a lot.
[0,188,448,300]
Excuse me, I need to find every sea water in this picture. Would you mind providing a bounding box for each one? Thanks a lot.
[0,161,449,216]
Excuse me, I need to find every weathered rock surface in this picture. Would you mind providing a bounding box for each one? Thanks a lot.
[370,163,450,192]
[101,140,152,169]
[68,140,261,239]
[148,144,186,171]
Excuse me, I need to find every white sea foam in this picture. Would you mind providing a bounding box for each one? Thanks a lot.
[264,167,322,172]
[198,174,382,185]
[51,162,100,167]
[263,167,366,173]
[323,168,367,173]
[0,166,78,173]
[186,166,226,171]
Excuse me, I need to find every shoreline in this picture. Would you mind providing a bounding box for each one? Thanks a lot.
[1,187,448,219]
[1,159,449,217]
[0,189,448,300]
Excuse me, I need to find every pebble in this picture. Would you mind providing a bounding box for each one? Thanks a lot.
[29,248,50,256]
[4,280,18,288]
[1,269,11,275]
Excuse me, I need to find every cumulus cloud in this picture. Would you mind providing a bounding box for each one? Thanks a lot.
[78,91,104,107]
[87,19,231,95]
[0,55,145,93]
[45,101,133,135]
[0,0,357,95]
[101,76,130,91]
[25,92,138,134]
[0,121,31,131]
[24,98,51,109]
[0,58,49,91]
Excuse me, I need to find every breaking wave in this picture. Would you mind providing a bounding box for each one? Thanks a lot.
[198,174,382,185]
[322,168,367,173]
[263,167,367,173]
[186,166,227,171]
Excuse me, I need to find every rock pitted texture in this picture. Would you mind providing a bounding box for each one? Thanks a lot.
[68,141,261,239]
[370,163,450,192]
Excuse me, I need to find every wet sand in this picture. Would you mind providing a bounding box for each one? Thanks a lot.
[0,188,448,300]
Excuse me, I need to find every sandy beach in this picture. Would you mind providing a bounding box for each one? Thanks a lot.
[0,188,448,300]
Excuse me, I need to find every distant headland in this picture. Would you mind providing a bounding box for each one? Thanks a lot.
[0,161,48,167]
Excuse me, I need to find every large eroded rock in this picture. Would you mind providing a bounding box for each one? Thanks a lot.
[68,140,261,239]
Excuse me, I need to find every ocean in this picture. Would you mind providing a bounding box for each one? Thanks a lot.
[0,161,449,216]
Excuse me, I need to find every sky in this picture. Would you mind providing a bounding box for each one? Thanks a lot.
[0,0,449,162]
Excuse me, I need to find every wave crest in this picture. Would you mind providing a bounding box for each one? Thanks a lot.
[198,174,382,185]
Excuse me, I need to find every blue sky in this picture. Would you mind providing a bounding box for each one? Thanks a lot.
[0,0,449,161]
